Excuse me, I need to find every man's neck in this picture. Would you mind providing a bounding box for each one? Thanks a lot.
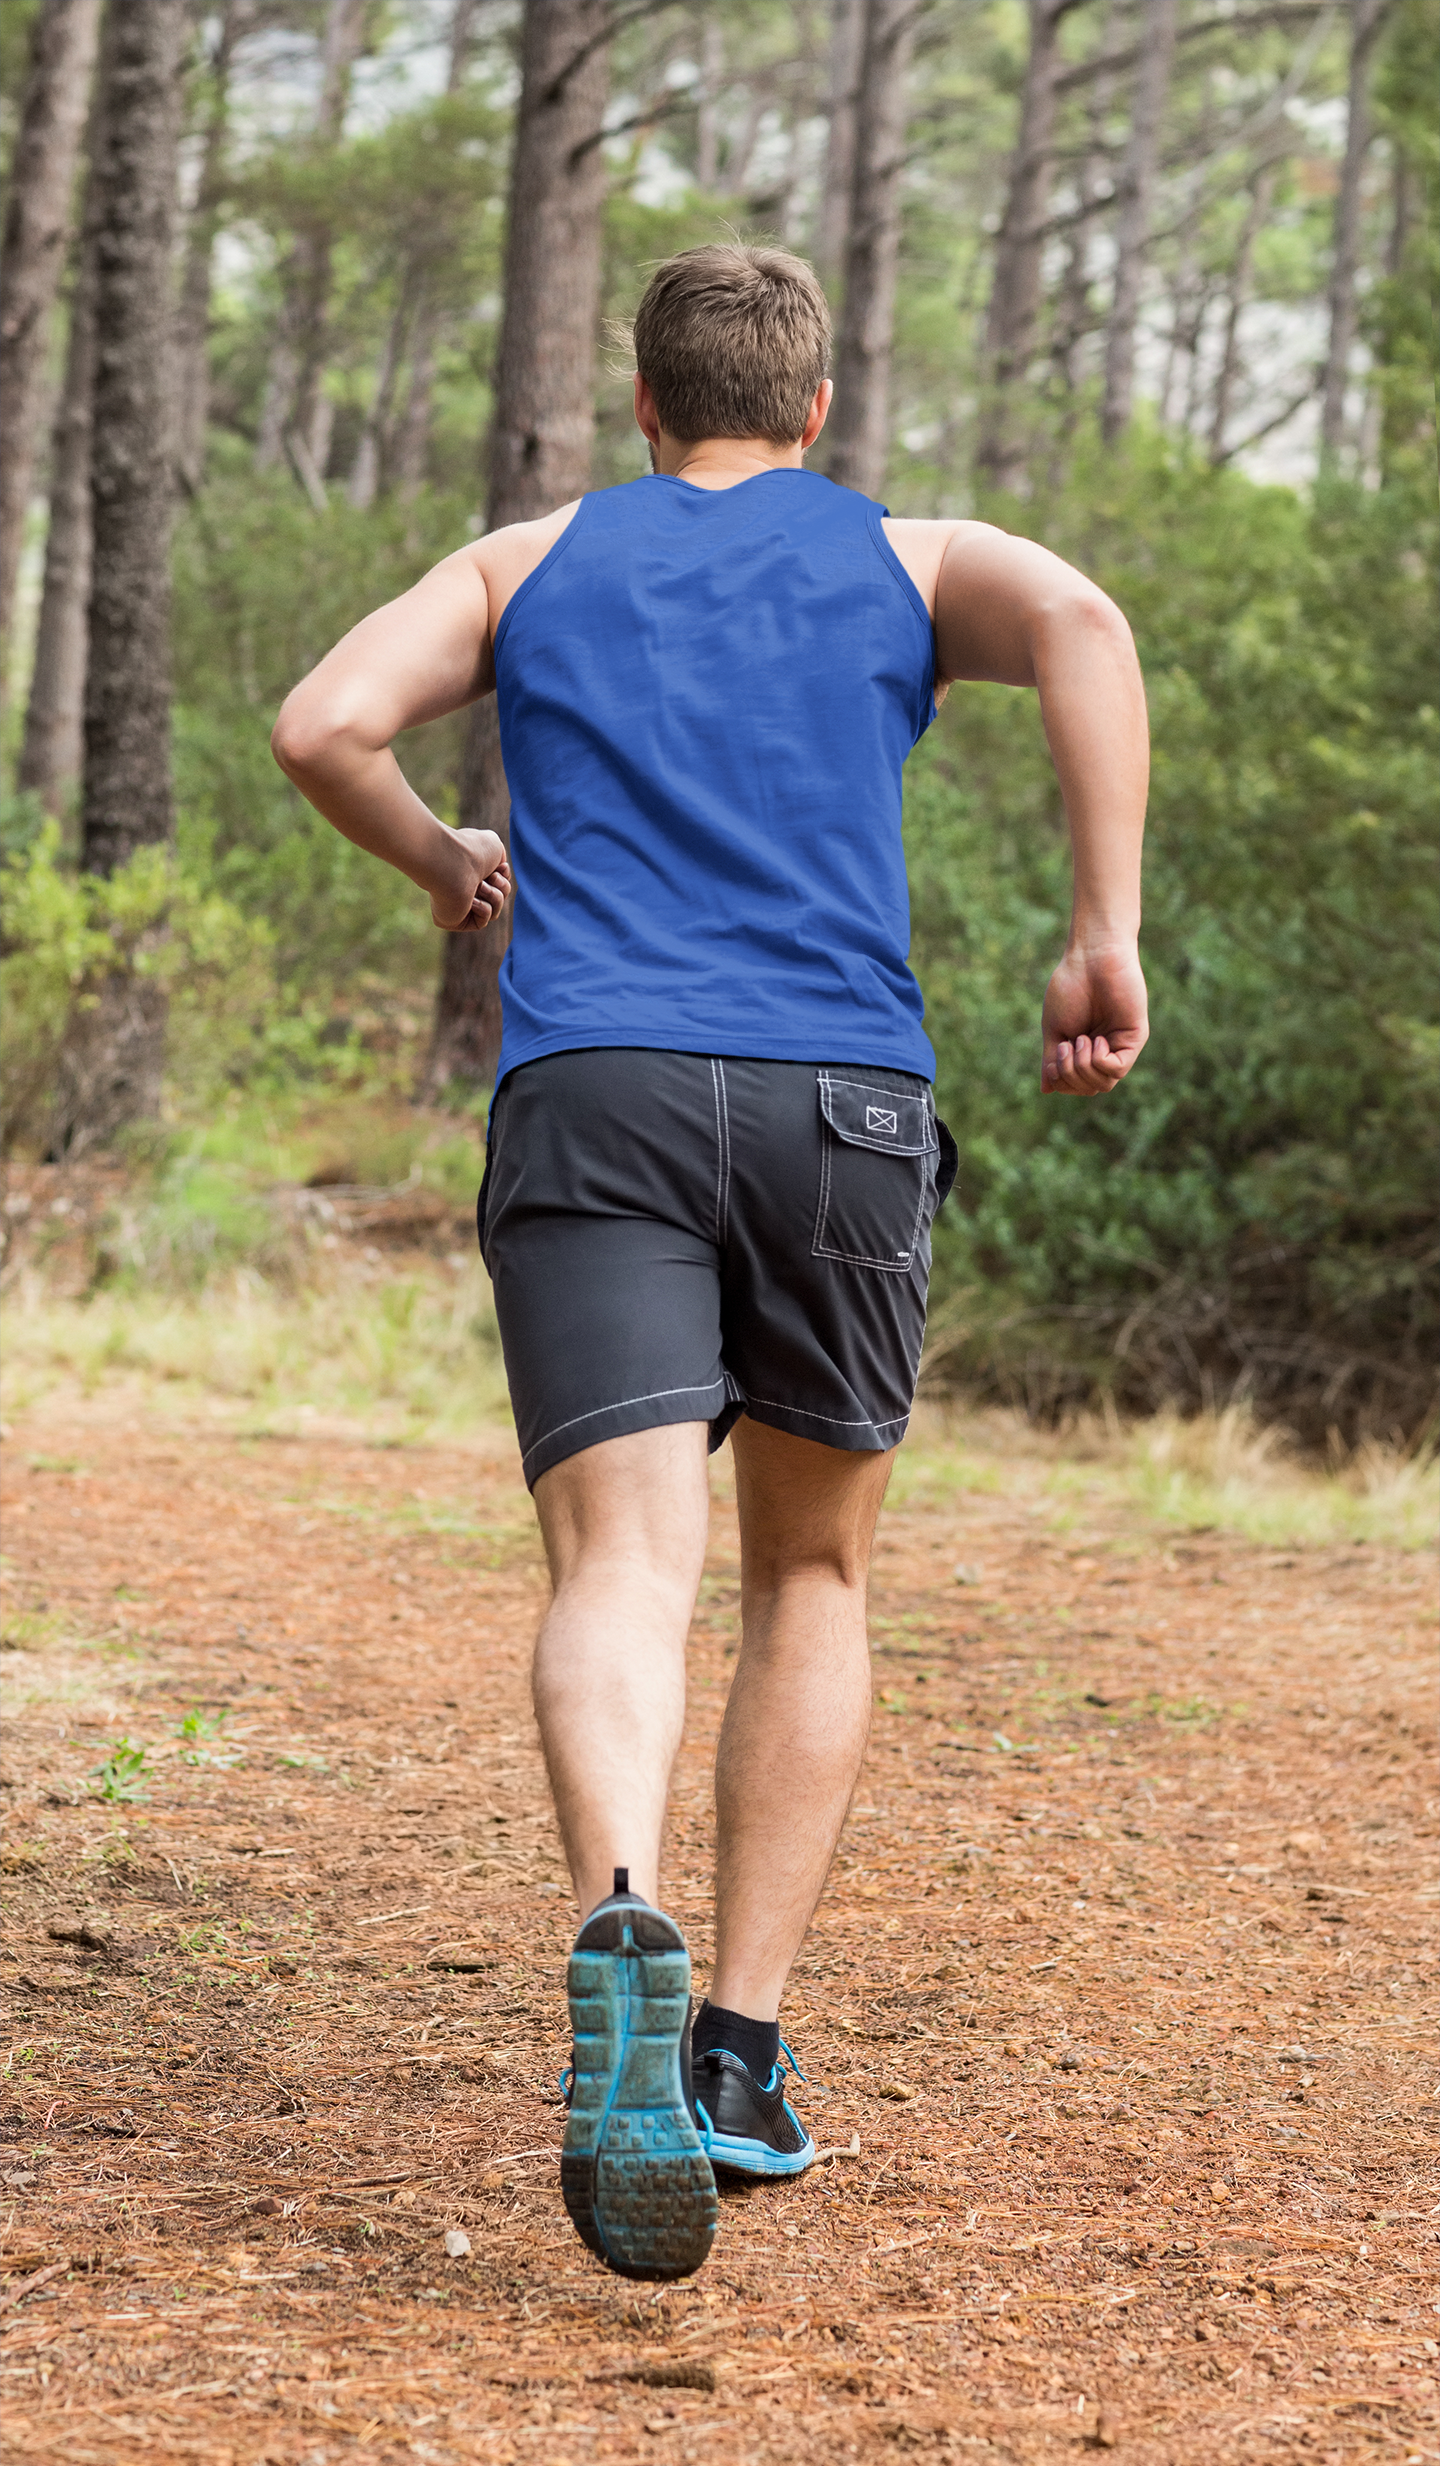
[651,434,803,490]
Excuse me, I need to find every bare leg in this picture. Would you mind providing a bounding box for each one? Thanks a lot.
[531,1422,710,1919]
[709,1419,892,2022]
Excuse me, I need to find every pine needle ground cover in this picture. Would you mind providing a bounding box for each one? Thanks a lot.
[0,1385,1432,2464]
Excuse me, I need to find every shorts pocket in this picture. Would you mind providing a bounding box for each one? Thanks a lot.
[813,1072,939,1273]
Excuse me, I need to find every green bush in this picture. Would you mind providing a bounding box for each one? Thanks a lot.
[912,444,1438,1441]
[1,826,278,1156]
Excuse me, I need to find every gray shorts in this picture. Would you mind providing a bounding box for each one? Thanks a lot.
[478,1048,958,1490]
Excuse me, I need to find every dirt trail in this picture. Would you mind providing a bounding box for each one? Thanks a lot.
[0,1409,1433,2464]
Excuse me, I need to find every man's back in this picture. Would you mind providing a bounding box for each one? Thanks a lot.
[492,465,935,1089]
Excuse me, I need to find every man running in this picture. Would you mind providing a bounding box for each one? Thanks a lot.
[272,244,1149,2284]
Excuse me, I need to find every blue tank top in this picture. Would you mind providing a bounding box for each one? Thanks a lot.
[491,466,937,1089]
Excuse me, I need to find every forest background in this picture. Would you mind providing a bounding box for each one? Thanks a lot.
[0,0,1435,1454]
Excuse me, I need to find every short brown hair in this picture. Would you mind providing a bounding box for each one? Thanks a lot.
[631,245,831,446]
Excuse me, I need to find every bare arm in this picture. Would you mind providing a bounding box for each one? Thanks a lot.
[932,521,1150,1096]
[271,545,510,932]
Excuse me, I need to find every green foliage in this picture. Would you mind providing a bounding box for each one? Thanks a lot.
[1,825,279,1156]
[171,466,469,988]
[1369,0,1440,485]
[912,441,1438,1436]
[91,1739,150,1803]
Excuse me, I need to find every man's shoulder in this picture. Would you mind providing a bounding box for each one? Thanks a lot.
[468,498,586,637]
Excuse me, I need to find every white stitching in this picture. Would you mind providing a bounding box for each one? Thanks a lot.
[818,1073,939,1157]
[712,1056,731,1250]
[522,1381,727,1473]
[813,1067,929,1272]
[745,1396,911,1432]
[813,1073,833,1255]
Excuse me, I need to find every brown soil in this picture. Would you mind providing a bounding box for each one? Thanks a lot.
[0,1410,1433,2464]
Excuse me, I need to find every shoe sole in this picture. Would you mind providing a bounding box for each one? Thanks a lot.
[562,1906,717,2281]
[707,2128,816,2178]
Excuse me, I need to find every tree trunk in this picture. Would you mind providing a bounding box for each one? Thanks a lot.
[16,199,96,811]
[825,0,915,499]
[1207,161,1278,462]
[1319,0,1388,460]
[1099,0,1178,443]
[695,12,724,190]
[0,0,103,642]
[1050,0,1119,393]
[53,0,186,1152]
[393,276,438,498]
[425,0,612,1096]
[347,280,412,509]
[254,0,367,473]
[975,0,1078,491]
[367,0,477,503]
[815,0,863,278]
[81,0,186,878]
[173,0,243,496]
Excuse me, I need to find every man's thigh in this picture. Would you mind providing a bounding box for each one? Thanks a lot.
[716,1056,946,1458]
[534,1421,712,1595]
[481,1051,737,1491]
[731,1416,896,1591]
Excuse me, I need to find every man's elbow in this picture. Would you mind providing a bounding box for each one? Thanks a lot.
[271,688,351,782]
[1029,581,1137,676]
[1068,584,1136,659]
[272,690,321,780]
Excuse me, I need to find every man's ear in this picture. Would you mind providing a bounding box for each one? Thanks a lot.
[633,372,663,448]
[801,380,834,451]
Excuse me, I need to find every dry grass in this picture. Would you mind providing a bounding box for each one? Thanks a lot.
[6,1267,1433,1553]
[0,1259,512,1443]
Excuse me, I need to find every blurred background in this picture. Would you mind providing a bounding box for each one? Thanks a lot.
[0,0,1434,1474]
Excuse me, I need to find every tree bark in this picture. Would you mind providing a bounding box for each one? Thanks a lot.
[0,0,103,642]
[815,0,863,278]
[366,0,477,503]
[81,0,187,878]
[976,0,1083,491]
[825,0,915,499]
[16,198,96,811]
[424,0,612,1095]
[347,278,412,509]
[695,11,724,190]
[1206,160,1278,462]
[254,0,367,473]
[393,274,438,497]
[1099,0,1178,443]
[1050,0,1119,392]
[1319,0,1389,459]
[173,0,245,496]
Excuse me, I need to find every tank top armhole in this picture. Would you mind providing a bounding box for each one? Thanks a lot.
[492,493,595,666]
[863,503,938,730]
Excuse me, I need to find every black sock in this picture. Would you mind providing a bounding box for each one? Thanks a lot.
[692,1999,780,2082]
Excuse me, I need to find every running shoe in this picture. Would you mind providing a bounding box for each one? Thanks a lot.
[560,1869,717,2280]
[692,2038,817,2177]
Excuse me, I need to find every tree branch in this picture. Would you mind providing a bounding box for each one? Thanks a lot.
[1054,1,1327,94]
[1211,377,1318,463]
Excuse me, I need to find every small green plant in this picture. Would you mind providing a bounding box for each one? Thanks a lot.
[177,1922,229,1956]
[90,1739,151,1802]
[0,1608,63,1653]
[176,1705,243,1767]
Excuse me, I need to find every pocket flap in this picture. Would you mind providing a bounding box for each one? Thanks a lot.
[819,1073,937,1157]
